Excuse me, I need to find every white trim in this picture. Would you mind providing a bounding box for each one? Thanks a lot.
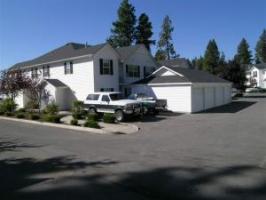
[147,82,192,86]
[151,66,184,77]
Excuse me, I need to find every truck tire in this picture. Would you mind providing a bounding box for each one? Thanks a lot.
[115,110,124,122]
[89,107,97,114]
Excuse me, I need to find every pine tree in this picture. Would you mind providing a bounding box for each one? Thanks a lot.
[157,15,176,60]
[135,13,155,51]
[107,0,136,48]
[155,49,167,62]
[203,39,220,74]
[191,56,204,70]
[255,29,266,63]
[235,38,252,65]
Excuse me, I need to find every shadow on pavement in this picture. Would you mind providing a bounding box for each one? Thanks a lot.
[1,138,266,200]
[198,101,256,114]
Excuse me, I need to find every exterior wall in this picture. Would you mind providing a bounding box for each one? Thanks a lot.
[120,46,157,85]
[93,45,120,92]
[246,67,266,88]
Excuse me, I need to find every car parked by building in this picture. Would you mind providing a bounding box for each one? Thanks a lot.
[84,92,142,121]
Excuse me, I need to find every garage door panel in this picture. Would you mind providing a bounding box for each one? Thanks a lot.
[152,86,191,113]
[204,87,215,109]
[192,88,204,112]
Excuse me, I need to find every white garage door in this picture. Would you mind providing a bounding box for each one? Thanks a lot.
[151,86,192,113]
[204,87,215,109]
[215,87,224,106]
[224,86,231,104]
[192,87,204,112]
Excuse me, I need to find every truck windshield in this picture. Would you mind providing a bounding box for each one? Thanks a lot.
[109,94,123,101]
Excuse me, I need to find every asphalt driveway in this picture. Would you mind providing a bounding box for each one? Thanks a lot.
[0,97,266,200]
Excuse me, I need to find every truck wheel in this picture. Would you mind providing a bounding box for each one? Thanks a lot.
[115,110,124,122]
[89,107,96,114]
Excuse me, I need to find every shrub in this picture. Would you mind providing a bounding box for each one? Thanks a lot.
[70,119,78,126]
[25,100,39,110]
[72,100,84,119]
[29,114,40,120]
[5,112,14,117]
[0,98,17,113]
[16,113,25,119]
[84,119,100,129]
[17,108,26,113]
[43,114,61,123]
[44,103,58,115]
[87,113,99,121]
[103,113,116,123]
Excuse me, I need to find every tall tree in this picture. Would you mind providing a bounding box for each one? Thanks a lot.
[255,29,266,63]
[203,39,220,74]
[157,15,176,60]
[235,38,252,65]
[135,13,155,51]
[107,0,136,48]
[191,56,204,70]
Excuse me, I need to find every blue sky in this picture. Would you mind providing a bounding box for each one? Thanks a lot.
[0,0,265,69]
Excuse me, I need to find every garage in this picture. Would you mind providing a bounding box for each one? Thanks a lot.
[131,66,232,113]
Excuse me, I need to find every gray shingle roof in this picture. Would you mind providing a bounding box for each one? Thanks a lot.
[134,66,229,85]
[159,58,191,68]
[116,44,144,61]
[45,79,68,88]
[253,63,266,70]
[10,42,107,70]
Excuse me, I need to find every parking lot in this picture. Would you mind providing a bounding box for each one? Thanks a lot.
[0,97,266,199]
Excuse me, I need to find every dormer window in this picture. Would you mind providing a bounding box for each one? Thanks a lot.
[43,65,50,77]
[31,68,39,79]
[64,61,73,74]
[99,59,113,75]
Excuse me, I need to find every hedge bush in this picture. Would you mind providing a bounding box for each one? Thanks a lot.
[29,114,40,120]
[17,108,26,113]
[70,119,78,126]
[43,114,61,123]
[72,101,84,119]
[87,113,99,121]
[84,119,100,129]
[16,113,25,119]
[5,112,14,117]
[44,103,58,115]
[0,98,17,113]
[103,113,115,123]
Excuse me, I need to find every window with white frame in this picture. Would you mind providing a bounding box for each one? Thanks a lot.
[126,65,140,78]
[100,59,113,75]
[253,71,257,77]
[31,68,39,78]
[43,65,50,77]
[64,62,73,74]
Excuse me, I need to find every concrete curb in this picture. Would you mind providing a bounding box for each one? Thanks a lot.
[0,116,139,135]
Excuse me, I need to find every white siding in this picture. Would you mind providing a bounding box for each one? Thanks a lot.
[121,46,157,85]
[204,87,215,109]
[93,45,119,92]
[151,85,192,113]
[215,87,224,106]
[192,87,204,112]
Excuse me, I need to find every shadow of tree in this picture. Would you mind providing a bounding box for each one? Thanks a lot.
[0,138,40,153]
[1,139,266,200]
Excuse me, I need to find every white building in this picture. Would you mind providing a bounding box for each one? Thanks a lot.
[10,42,157,110]
[131,66,232,113]
[245,63,266,88]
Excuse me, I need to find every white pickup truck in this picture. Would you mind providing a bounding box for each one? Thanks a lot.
[84,92,142,121]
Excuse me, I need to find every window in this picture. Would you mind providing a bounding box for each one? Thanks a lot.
[102,95,110,102]
[253,71,257,77]
[43,65,50,77]
[100,88,114,92]
[64,61,73,74]
[126,65,140,78]
[144,66,155,77]
[86,94,100,100]
[100,59,113,75]
[31,68,39,78]
[110,93,123,100]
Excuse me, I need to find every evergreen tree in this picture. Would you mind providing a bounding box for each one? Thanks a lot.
[203,39,220,74]
[224,59,246,90]
[191,56,204,70]
[216,52,228,78]
[235,38,252,65]
[157,15,176,60]
[135,13,155,51]
[107,0,136,48]
[255,29,266,63]
[155,49,167,62]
